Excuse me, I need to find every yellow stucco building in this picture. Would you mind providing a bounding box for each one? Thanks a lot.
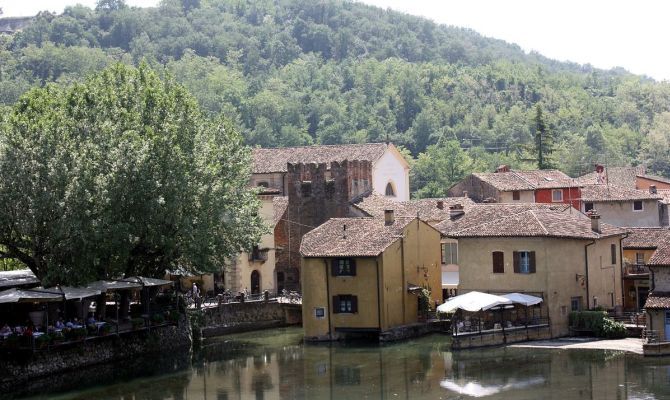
[300,211,442,341]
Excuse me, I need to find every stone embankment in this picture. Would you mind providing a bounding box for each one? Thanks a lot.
[510,337,644,354]
[198,300,302,338]
[0,316,192,392]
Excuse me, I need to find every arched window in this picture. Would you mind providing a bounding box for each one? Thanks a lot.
[385,182,396,197]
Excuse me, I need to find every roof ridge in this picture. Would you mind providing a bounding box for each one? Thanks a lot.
[511,171,537,189]
[531,210,549,235]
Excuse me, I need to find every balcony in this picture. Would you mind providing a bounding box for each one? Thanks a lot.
[624,262,650,277]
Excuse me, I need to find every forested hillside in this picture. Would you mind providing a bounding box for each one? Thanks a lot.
[1,0,670,197]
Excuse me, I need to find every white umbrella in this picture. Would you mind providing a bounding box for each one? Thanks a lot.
[501,293,543,306]
[437,291,512,313]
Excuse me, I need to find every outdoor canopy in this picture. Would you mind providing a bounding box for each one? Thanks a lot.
[437,291,513,313]
[0,288,63,304]
[501,292,543,306]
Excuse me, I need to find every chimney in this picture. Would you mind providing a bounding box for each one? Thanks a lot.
[384,209,395,225]
[437,200,444,210]
[495,165,510,173]
[588,209,600,233]
[343,224,347,239]
[650,185,657,194]
[463,190,468,198]
[449,204,465,220]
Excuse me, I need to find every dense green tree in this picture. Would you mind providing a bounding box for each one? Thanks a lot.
[533,104,555,169]
[411,140,474,198]
[0,63,264,285]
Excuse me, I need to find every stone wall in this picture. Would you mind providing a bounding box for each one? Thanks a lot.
[200,301,301,338]
[0,317,192,392]
[452,325,551,350]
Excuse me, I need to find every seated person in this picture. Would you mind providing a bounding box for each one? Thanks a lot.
[87,314,96,325]
[0,324,11,336]
[55,318,65,330]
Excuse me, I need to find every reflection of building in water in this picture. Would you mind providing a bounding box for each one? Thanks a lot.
[302,345,444,399]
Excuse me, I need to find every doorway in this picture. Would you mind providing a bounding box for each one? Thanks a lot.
[251,270,261,294]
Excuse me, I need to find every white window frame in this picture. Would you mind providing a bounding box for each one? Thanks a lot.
[518,251,531,273]
[632,201,644,212]
[441,242,458,265]
[551,189,563,202]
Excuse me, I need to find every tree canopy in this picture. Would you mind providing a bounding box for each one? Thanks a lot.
[0,63,264,285]
[0,0,669,196]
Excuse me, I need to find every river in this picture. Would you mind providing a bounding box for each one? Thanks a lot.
[13,327,670,399]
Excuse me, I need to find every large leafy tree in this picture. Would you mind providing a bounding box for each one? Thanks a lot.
[0,63,264,285]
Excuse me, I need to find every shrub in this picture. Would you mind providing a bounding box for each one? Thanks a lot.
[597,318,627,339]
[131,317,145,329]
[569,311,626,338]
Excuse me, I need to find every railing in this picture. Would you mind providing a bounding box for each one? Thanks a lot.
[453,317,549,336]
[624,263,650,276]
[609,312,646,328]
[196,290,302,309]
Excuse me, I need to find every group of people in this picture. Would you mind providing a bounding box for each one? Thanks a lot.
[0,315,95,339]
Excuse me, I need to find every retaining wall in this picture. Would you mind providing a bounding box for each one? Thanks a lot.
[199,301,302,338]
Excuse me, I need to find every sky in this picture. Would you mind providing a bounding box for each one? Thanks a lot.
[2,0,669,81]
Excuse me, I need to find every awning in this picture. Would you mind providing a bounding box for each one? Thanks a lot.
[44,286,101,300]
[501,293,543,306]
[0,288,63,304]
[0,269,39,289]
[131,276,173,287]
[87,280,143,292]
[437,291,512,313]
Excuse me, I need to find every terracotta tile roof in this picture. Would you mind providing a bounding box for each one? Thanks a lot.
[644,292,670,309]
[473,170,577,191]
[272,196,288,227]
[252,143,388,173]
[300,217,414,257]
[657,189,670,204]
[648,240,670,266]
[638,173,670,185]
[438,205,624,240]
[576,166,646,188]
[352,192,475,222]
[622,228,670,249]
[579,184,662,202]
[437,203,570,234]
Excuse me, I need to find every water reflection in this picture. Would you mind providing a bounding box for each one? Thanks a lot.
[15,328,670,399]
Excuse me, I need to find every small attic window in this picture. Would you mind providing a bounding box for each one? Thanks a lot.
[257,181,269,188]
[385,182,396,197]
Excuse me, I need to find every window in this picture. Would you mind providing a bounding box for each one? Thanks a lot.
[257,181,269,188]
[513,251,536,274]
[571,297,582,312]
[385,182,395,197]
[301,181,312,197]
[314,307,325,319]
[331,258,356,276]
[512,191,520,201]
[633,201,643,211]
[552,189,563,202]
[492,251,504,273]
[441,243,458,264]
[333,295,358,313]
[636,252,645,265]
[611,244,617,265]
[248,245,268,262]
[584,202,594,213]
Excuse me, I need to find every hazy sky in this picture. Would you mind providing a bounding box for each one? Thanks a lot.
[3,0,668,81]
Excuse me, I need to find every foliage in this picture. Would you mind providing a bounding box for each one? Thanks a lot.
[569,311,626,339]
[0,0,669,192]
[0,63,264,285]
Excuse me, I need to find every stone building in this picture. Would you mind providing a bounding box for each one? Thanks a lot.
[645,238,670,343]
[621,228,670,311]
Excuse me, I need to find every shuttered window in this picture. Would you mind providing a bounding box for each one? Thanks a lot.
[611,244,617,265]
[513,251,536,274]
[492,251,504,273]
[333,295,358,313]
[331,258,356,276]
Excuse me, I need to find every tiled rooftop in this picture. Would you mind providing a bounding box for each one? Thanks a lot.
[437,203,570,234]
[579,184,662,202]
[644,292,670,309]
[576,166,646,189]
[352,192,474,222]
[300,216,415,257]
[252,143,388,174]
[474,169,577,191]
[438,205,624,240]
[648,240,670,266]
[622,228,670,249]
[272,196,288,227]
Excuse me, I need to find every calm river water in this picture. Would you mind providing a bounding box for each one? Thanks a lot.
[15,327,670,400]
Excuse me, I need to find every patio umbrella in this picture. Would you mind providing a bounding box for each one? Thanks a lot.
[501,293,543,306]
[437,291,513,313]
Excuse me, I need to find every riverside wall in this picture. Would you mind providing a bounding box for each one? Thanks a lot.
[199,300,302,338]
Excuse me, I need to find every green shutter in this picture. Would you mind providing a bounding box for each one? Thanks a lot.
[529,251,536,273]
[350,259,357,276]
[333,296,340,313]
[513,251,520,273]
